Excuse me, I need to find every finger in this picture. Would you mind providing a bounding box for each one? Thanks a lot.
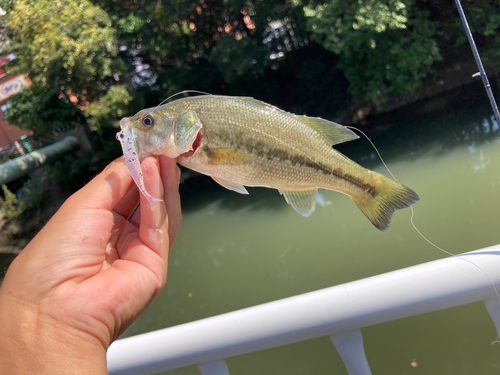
[68,157,134,211]
[131,157,181,229]
[114,184,140,220]
[159,156,182,247]
[139,157,168,257]
[129,205,141,226]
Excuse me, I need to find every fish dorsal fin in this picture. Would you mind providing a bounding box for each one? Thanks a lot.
[297,116,359,146]
[279,189,318,217]
[212,177,249,195]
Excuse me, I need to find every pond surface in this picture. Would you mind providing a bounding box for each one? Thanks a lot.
[125,83,500,375]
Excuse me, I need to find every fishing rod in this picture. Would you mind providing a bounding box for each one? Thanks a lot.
[455,0,500,126]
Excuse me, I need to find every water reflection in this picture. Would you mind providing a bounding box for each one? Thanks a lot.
[180,174,288,214]
[338,84,500,167]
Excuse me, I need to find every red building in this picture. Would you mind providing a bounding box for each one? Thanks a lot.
[0,109,31,148]
[0,57,32,148]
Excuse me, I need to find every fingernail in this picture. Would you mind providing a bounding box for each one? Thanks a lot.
[103,156,123,172]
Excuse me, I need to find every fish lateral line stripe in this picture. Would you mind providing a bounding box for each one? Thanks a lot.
[245,142,375,195]
[209,127,377,194]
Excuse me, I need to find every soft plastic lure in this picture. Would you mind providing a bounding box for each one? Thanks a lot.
[116,126,159,205]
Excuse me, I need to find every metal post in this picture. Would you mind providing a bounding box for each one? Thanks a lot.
[330,330,372,375]
[485,299,500,340]
[0,136,79,184]
[455,0,500,126]
[198,360,231,375]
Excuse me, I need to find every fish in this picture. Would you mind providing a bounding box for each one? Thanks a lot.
[118,95,420,231]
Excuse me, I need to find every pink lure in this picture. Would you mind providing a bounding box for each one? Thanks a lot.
[116,127,160,205]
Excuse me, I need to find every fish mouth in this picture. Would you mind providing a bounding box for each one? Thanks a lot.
[119,117,133,130]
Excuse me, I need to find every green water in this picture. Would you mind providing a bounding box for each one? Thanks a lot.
[125,87,500,374]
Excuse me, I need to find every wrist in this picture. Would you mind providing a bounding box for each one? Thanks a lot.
[0,293,108,375]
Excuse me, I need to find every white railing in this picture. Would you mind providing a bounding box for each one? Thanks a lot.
[107,245,500,375]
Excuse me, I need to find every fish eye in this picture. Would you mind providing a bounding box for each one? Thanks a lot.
[142,114,155,128]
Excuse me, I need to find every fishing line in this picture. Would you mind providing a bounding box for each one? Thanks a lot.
[346,125,500,340]
[158,89,212,107]
[144,90,212,117]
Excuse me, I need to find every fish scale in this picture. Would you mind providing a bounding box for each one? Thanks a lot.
[119,95,420,231]
[190,100,346,187]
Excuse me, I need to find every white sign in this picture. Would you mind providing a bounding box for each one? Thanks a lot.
[0,74,31,102]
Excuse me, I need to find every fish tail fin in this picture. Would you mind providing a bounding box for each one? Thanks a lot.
[352,174,420,232]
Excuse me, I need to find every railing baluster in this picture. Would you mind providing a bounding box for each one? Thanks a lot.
[485,298,500,339]
[198,359,230,375]
[330,330,372,375]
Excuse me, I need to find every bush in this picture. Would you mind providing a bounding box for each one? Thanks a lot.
[0,185,24,221]
[49,126,122,191]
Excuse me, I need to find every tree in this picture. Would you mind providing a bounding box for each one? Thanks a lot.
[305,0,441,103]
[94,0,309,102]
[0,0,132,134]
[5,0,118,98]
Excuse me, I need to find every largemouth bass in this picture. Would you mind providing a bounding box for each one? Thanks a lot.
[118,95,419,231]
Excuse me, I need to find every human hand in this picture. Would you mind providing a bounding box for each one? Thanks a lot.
[0,156,181,374]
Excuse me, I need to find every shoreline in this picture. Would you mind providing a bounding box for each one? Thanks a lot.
[342,57,500,126]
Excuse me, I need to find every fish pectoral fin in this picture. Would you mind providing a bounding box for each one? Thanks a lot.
[297,116,359,146]
[206,148,251,165]
[279,189,318,218]
[212,177,249,195]
[174,111,203,153]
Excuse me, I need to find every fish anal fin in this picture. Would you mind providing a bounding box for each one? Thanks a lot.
[297,116,359,146]
[206,148,251,165]
[212,177,249,195]
[279,189,318,218]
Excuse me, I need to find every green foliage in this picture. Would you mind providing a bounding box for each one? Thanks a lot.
[85,86,134,131]
[209,35,269,83]
[19,178,45,212]
[5,89,84,135]
[306,0,441,103]
[1,0,127,136]
[49,126,122,191]
[95,0,308,99]
[306,0,409,54]
[469,3,500,67]
[5,0,119,99]
[0,185,24,221]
